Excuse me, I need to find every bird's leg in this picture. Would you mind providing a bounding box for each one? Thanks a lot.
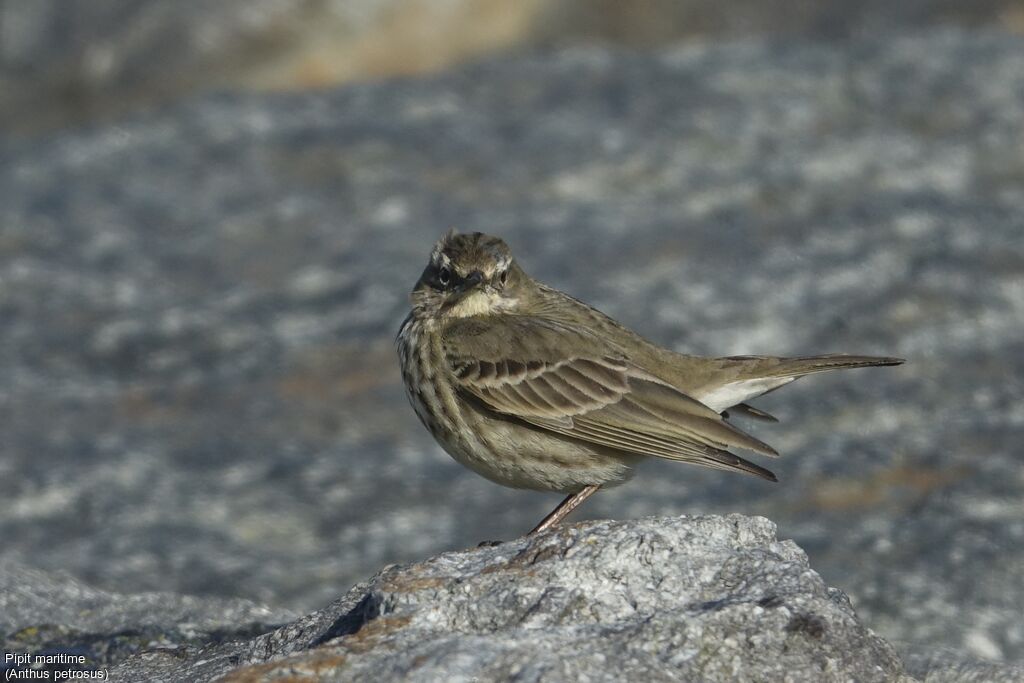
[529,484,601,535]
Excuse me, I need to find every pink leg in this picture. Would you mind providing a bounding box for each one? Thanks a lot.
[529,484,601,535]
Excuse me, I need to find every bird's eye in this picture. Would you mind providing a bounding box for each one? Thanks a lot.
[438,266,452,287]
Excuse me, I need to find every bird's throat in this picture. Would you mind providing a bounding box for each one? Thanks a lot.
[442,290,517,319]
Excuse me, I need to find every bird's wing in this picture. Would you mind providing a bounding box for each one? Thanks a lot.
[442,316,778,481]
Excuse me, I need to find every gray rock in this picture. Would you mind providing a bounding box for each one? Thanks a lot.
[1,28,1023,675]
[109,515,910,682]
[0,561,295,671]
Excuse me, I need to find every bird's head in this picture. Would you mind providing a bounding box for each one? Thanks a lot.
[410,231,525,320]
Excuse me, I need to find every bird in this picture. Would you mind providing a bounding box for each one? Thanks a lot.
[396,230,903,535]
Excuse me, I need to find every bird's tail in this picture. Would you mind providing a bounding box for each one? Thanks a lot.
[751,354,906,379]
[700,354,904,415]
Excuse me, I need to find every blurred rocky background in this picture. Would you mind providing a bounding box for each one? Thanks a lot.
[4,0,1024,134]
[2,0,1024,678]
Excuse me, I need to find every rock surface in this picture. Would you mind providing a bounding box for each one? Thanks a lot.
[107,516,910,681]
[2,27,1024,677]
[0,561,295,674]
[7,517,1022,680]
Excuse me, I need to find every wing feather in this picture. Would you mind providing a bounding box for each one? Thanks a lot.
[442,316,778,481]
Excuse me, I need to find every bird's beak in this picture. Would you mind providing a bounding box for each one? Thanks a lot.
[459,270,484,292]
[446,270,485,306]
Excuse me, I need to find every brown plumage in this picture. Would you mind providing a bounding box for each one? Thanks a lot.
[397,231,903,533]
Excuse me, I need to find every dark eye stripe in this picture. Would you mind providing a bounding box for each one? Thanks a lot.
[428,264,459,290]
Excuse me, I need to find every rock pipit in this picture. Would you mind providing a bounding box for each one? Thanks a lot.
[397,231,903,534]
